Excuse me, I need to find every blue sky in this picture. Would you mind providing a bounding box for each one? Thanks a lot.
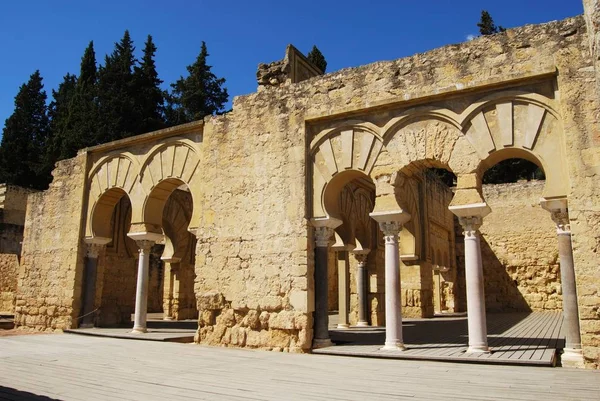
[0,1,584,129]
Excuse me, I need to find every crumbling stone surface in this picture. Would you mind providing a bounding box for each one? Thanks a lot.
[0,254,18,313]
[15,155,87,331]
[13,11,600,368]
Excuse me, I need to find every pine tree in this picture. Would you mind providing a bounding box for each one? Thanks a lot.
[97,30,137,143]
[477,10,506,35]
[307,45,327,73]
[133,35,166,133]
[170,41,228,123]
[0,71,51,189]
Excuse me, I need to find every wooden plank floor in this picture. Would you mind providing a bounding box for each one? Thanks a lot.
[1,334,598,400]
[315,312,565,366]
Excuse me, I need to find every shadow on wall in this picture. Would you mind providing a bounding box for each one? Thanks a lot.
[479,236,532,312]
[454,221,531,313]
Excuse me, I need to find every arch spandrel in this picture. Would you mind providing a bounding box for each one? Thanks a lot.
[138,140,202,232]
[311,125,383,218]
[85,154,141,240]
[381,118,463,175]
[459,94,568,198]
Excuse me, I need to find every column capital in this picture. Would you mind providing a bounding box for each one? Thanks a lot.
[352,251,370,265]
[310,217,342,248]
[458,215,484,237]
[540,198,570,234]
[85,243,105,258]
[314,226,335,247]
[135,240,155,253]
[379,221,403,243]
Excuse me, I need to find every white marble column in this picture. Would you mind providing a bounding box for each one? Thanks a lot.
[370,211,410,351]
[311,218,342,348]
[132,239,154,333]
[353,251,370,327]
[541,198,584,368]
[458,215,490,353]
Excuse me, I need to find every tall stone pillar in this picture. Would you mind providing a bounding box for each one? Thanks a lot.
[311,217,342,348]
[132,240,154,333]
[352,251,370,327]
[80,241,106,328]
[336,251,350,329]
[450,203,491,353]
[541,198,584,368]
[162,258,181,321]
[370,211,411,351]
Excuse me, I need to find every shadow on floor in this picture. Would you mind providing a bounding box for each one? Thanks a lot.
[0,386,59,400]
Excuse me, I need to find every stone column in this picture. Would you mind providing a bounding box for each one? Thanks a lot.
[311,217,342,348]
[541,198,584,368]
[80,242,106,328]
[450,201,492,354]
[370,211,411,351]
[162,257,181,320]
[353,251,370,327]
[132,240,154,333]
[336,251,350,329]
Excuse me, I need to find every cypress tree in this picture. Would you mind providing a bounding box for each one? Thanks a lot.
[97,30,137,143]
[0,71,51,189]
[477,10,506,35]
[133,35,166,134]
[169,41,228,124]
[307,45,327,73]
[47,73,77,167]
[50,41,99,160]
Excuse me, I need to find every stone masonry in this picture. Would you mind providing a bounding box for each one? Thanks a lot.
[12,6,600,368]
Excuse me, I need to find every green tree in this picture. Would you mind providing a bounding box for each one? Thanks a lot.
[307,45,327,73]
[97,30,137,143]
[477,10,506,35]
[47,73,77,167]
[0,71,51,189]
[483,159,544,184]
[169,41,228,123]
[133,35,166,133]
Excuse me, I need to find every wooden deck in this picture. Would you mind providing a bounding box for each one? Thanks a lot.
[314,312,565,366]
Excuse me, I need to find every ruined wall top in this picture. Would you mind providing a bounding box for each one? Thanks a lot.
[256,44,323,88]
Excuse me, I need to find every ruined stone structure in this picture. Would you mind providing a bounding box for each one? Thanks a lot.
[0,184,36,313]
[10,3,600,369]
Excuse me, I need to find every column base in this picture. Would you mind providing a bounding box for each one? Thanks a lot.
[381,342,406,351]
[466,345,490,354]
[131,327,147,334]
[561,348,585,368]
[312,338,334,349]
[163,316,173,321]
[356,321,370,327]
[336,324,350,329]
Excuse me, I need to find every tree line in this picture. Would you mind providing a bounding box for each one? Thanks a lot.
[0,31,228,189]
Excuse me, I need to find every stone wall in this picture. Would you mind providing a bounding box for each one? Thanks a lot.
[194,100,311,353]
[0,184,37,255]
[15,155,87,331]
[480,181,561,312]
[0,254,19,313]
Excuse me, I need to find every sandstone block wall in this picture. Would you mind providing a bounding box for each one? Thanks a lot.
[0,253,19,313]
[194,105,311,352]
[481,181,561,312]
[15,155,87,331]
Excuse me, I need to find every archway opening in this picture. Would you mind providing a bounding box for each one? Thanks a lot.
[471,152,559,315]
[93,191,141,327]
[145,179,198,322]
[394,160,458,318]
